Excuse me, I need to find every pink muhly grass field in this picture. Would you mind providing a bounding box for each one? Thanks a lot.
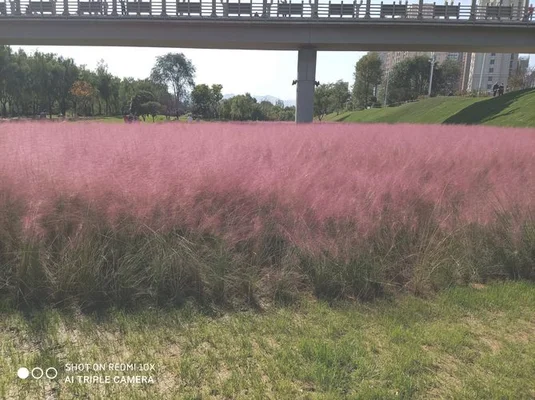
[0,121,534,250]
[1,121,534,306]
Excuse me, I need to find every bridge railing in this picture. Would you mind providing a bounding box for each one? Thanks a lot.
[0,0,531,21]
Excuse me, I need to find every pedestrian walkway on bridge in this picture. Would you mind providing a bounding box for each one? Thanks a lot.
[0,0,533,22]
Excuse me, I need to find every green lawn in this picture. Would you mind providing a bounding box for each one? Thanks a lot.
[326,88,535,127]
[2,282,534,399]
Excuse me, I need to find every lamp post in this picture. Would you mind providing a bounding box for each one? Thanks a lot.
[477,52,487,96]
[384,68,390,106]
[428,52,436,97]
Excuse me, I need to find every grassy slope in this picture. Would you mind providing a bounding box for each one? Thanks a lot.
[1,282,534,399]
[327,88,535,127]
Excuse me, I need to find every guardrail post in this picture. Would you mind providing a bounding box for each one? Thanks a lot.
[62,0,69,15]
[161,0,166,15]
[418,0,423,18]
[469,0,476,19]
[365,0,370,17]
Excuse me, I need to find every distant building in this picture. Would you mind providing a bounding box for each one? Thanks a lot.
[407,3,435,18]
[465,52,519,94]
[518,56,530,73]
[459,0,523,93]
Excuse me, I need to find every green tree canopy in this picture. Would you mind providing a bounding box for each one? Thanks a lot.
[434,58,462,95]
[314,83,334,121]
[150,53,195,114]
[141,101,162,122]
[352,52,383,109]
[331,80,351,114]
[386,55,431,104]
[130,90,155,117]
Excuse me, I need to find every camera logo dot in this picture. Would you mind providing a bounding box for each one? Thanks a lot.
[31,368,44,379]
[17,367,30,379]
[46,368,58,379]
[18,367,58,380]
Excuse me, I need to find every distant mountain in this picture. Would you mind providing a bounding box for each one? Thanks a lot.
[223,93,295,107]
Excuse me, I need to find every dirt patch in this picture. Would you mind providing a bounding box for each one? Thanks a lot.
[480,336,502,353]
[470,283,487,290]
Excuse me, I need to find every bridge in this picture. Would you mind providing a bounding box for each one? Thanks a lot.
[0,0,534,122]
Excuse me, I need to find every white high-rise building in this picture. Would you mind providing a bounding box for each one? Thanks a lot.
[518,56,530,72]
[462,0,524,93]
[466,52,519,93]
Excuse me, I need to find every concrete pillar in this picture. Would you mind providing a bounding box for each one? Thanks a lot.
[295,48,317,124]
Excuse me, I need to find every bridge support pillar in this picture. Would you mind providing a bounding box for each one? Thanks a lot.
[295,48,317,124]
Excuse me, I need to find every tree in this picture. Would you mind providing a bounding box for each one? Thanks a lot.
[314,83,334,121]
[78,67,100,115]
[330,80,350,114]
[119,77,137,113]
[70,80,95,116]
[525,66,535,89]
[219,98,232,120]
[29,52,67,118]
[386,55,431,104]
[0,46,15,117]
[150,53,195,116]
[130,90,155,119]
[210,84,223,118]
[191,84,213,119]
[9,49,32,116]
[352,53,383,109]
[141,101,162,122]
[54,57,79,117]
[434,59,461,95]
[191,83,224,120]
[96,60,114,115]
[508,63,533,91]
[230,93,256,121]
